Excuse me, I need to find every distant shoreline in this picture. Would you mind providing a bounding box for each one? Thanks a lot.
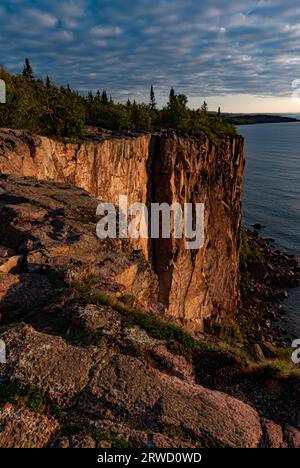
[221,113,300,125]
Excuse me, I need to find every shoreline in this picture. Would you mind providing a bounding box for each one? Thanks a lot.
[206,228,300,361]
[240,229,300,355]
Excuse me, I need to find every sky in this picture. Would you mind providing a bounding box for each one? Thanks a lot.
[1,0,300,112]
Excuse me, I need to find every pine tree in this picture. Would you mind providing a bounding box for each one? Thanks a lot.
[201,101,208,114]
[169,87,176,106]
[150,85,156,110]
[101,90,109,104]
[217,106,221,117]
[45,75,51,88]
[22,58,34,80]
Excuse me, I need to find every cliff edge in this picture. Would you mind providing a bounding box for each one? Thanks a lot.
[0,129,244,331]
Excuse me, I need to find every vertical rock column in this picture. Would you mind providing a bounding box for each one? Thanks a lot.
[151,134,244,332]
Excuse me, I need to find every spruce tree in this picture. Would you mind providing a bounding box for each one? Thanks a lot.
[45,75,51,88]
[201,101,208,114]
[150,85,156,110]
[169,87,176,106]
[22,58,34,80]
[101,90,109,104]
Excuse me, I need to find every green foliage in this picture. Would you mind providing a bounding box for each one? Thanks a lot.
[1,61,236,139]
[119,294,136,307]
[48,271,66,297]
[0,383,46,414]
[0,60,85,138]
[53,315,96,347]
[254,359,300,380]
[72,275,99,295]
[61,423,89,437]
[201,101,208,114]
[211,323,243,343]
[65,279,300,382]
[241,230,265,269]
[150,85,157,110]
[60,423,129,447]
[93,431,129,448]
[222,113,299,125]
[118,305,198,359]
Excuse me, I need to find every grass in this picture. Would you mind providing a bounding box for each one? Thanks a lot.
[254,346,300,380]
[65,278,300,381]
[240,227,265,267]
[48,271,67,299]
[53,316,94,346]
[90,292,198,360]
[60,423,129,447]
[72,275,99,295]
[210,323,244,343]
[70,283,251,363]
[61,422,89,437]
[93,431,129,448]
[53,315,110,350]
[0,383,46,414]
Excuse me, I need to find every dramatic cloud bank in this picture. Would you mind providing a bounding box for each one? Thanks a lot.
[1,0,300,109]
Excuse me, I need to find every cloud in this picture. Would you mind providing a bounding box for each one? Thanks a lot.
[25,8,58,28]
[1,0,300,108]
[91,25,123,37]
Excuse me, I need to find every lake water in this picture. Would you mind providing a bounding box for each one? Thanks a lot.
[238,122,300,338]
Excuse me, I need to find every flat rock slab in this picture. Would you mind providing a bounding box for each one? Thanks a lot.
[79,353,262,448]
[0,403,59,448]
[2,324,105,405]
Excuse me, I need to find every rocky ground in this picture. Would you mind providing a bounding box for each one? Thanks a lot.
[239,229,300,350]
[0,175,300,448]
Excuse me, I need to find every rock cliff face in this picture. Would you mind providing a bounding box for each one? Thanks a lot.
[0,175,299,449]
[0,129,244,331]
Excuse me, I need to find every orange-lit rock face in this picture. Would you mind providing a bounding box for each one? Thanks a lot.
[0,129,244,331]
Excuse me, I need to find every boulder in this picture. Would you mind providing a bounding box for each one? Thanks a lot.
[66,304,122,336]
[79,353,262,448]
[285,425,300,448]
[261,419,286,448]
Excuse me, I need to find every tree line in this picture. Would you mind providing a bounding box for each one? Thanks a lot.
[0,59,236,139]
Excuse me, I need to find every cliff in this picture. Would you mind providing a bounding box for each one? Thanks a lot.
[0,175,299,448]
[0,128,244,331]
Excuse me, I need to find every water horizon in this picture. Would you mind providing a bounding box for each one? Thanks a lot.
[239,122,300,339]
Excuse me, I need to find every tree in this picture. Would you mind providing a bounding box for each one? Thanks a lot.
[101,90,109,104]
[150,85,156,110]
[217,106,221,118]
[169,87,176,106]
[165,88,189,131]
[1,57,236,140]
[201,101,208,114]
[22,58,34,80]
[45,75,51,88]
